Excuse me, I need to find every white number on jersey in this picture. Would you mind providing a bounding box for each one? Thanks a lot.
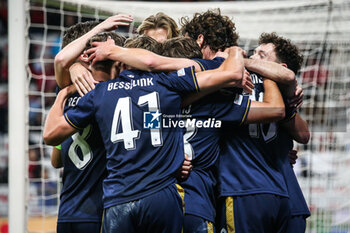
[138,92,163,147]
[248,89,277,142]
[68,125,93,169]
[183,120,197,160]
[110,92,163,150]
[111,97,140,150]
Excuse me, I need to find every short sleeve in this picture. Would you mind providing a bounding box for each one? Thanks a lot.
[211,95,251,125]
[158,66,199,95]
[192,58,223,71]
[64,89,95,130]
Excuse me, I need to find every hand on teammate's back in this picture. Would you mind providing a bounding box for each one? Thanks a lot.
[69,62,97,96]
[177,154,193,181]
[288,149,298,167]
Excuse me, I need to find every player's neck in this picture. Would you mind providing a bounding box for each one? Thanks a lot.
[92,70,112,82]
[201,46,216,60]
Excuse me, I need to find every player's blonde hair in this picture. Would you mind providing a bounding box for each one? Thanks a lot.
[137,12,180,39]
[162,37,202,59]
[124,36,163,55]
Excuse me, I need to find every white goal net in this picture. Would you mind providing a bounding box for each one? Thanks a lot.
[9,0,350,232]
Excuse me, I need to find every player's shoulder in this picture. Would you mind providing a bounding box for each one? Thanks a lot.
[192,58,222,71]
[119,69,155,78]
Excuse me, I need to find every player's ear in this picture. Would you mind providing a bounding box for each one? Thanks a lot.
[280,63,288,68]
[112,61,121,79]
[196,34,204,48]
[79,53,89,63]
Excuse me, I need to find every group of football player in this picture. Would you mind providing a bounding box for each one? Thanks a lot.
[43,9,310,233]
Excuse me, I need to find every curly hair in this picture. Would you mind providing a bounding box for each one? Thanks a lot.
[180,9,239,52]
[61,21,99,48]
[124,36,163,55]
[259,32,303,74]
[137,12,180,39]
[162,37,202,59]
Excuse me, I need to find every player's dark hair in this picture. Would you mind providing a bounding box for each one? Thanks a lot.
[61,21,99,48]
[162,37,202,59]
[259,32,303,74]
[86,32,125,50]
[137,12,180,39]
[124,36,163,55]
[86,32,126,73]
[180,9,239,52]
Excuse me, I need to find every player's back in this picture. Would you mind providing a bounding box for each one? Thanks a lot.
[65,67,199,208]
[218,72,289,197]
[180,58,250,224]
[58,92,106,224]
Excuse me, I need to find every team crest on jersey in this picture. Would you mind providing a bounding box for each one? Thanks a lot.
[177,68,186,76]
[234,94,243,105]
[143,110,162,129]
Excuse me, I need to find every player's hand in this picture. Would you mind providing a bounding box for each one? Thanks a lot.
[84,37,116,66]
[95,14,133,33]
[214,50,228,59]
[226,47,253,92]
[288,149,298,167]
[288,85,303,110]
[177,154,193,181]
[69,62,98,96]
[226,46,247,58]
[239,69,254,94]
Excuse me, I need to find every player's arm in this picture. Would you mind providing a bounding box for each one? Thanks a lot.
[281,113,310,144]
[51,146,63,168]
[43,85,78,146]
[181,47,252,107]
[244,58,297,98]
[55,14,133,89]
[245,79,285,123]
[244,58,295,85]
[281,83,309,144]
[85,38,202,72]
[193,46,247,92]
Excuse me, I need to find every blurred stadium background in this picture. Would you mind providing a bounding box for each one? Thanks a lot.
[0,0,350,232]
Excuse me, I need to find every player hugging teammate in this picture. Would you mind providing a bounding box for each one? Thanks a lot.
[43,8,310,233]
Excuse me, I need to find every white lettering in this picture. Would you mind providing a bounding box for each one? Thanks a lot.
[107,78,154,91]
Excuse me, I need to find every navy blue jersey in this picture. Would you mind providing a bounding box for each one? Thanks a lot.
[218,72,289,197]
[181,93,250,222]
[65,67,198,208]
[185,57,248,168]
[180,58,250,222]
[278,130,310,217]
[58,92,106,223]
[193,57,224,71]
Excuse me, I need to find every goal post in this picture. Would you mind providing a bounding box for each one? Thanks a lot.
[8,0,28,232]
